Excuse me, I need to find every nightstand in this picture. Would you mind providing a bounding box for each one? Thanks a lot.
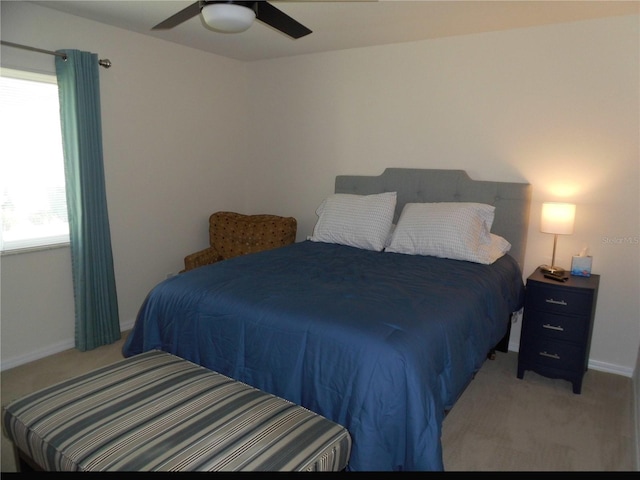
[517,267,600,394]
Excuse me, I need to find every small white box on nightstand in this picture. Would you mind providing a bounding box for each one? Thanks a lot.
[571,255,592,277]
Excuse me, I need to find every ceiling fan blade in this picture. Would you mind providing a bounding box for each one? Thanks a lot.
[256,2,312,39]
[152,1,202,30]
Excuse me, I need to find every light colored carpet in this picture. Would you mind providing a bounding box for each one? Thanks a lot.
[1,332,635,472]
[442,350,634,471]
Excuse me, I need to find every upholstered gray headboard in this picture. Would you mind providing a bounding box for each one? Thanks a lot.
[335,168,532,269]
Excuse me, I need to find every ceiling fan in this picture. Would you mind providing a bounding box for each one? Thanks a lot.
[152,1,312,39]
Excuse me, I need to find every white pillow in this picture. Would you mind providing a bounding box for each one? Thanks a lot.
[384,224,396,249]
[385,202,511,264]
[475,233,512,264]
[309,192,397,251]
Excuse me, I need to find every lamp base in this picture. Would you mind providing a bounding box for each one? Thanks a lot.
[539,264,566,275]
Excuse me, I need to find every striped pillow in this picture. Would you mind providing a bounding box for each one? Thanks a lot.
[309,192,397,252]
[385,202,511,264]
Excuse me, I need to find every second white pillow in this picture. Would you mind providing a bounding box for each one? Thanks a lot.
[385,202,505,263]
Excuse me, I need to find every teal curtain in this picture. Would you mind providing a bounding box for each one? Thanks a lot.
[55,49,120,351]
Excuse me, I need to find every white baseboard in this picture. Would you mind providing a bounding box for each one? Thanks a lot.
[0,318,136,372]
[1,325,634,379]
[1,338,76,371]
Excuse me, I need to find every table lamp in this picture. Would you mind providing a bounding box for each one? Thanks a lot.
[540,202,576,275]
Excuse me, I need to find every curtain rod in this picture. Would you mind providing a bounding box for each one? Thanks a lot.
[0,41,112,68]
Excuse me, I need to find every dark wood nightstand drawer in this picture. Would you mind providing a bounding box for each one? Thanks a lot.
[522,310,588,343]
[525,284,593,316]
[520,336,584,372]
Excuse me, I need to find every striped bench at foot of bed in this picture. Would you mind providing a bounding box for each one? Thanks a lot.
[2,350,351,472]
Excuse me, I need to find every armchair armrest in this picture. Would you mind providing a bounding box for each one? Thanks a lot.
[182,247,224,273]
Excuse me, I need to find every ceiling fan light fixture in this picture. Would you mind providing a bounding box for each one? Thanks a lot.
[201,3,256,33]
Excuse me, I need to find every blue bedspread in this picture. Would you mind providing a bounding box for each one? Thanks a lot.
[123,240,524,471]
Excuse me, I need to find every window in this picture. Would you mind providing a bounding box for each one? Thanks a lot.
[0,68,69,253]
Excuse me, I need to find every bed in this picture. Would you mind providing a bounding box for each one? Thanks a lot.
[123,168,531,471]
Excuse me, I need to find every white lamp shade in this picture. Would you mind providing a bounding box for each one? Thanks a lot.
[201,3,256,33]
[540,202,576,235]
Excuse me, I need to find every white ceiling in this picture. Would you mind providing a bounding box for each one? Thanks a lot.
[31,1,640,62]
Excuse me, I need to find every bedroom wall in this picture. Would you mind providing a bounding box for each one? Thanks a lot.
[0,1,253,366]
[0,3,638,381]
[243,14,640,376]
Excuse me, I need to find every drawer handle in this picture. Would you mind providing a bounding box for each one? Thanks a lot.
[545,298,568,306]
[543,324,564,332]
[539,351,560,360]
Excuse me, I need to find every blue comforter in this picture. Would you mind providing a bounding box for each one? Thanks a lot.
[123,240,524,471]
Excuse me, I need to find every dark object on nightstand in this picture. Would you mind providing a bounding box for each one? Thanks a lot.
[543,271,568,282]
[517,267,600,394]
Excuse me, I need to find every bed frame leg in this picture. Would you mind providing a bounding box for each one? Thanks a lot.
[495,315,512,353]
[487,315,512,360]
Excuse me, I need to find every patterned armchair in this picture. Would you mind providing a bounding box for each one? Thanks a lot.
[182,211,297,272]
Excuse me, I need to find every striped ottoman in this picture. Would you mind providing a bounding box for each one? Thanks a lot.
[2,350,351,472]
